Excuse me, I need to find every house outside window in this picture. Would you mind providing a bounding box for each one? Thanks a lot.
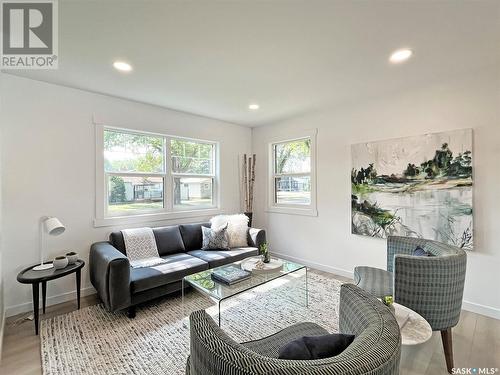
[171,138,216,210]
[95,126,219,226]
[268,130,317,216]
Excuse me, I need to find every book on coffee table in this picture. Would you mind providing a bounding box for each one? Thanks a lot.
[211,265,251,285]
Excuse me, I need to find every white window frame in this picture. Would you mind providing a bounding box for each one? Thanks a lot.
[170,137,218,212]
[94,124,221,227]
[267,129,318,216]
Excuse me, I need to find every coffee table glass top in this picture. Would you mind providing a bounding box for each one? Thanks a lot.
[184,258,305,301]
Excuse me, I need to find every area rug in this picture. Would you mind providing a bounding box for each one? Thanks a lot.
[41,271,344,375]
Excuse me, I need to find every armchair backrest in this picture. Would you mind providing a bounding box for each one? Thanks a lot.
[187,284,401,375]
[387,236,467,330]
[386,236,428,272]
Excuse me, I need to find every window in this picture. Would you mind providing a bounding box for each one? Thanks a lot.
[171,139,215,210]
[96,126,219,225]
[104,130,166,215]
[269,131,317,216]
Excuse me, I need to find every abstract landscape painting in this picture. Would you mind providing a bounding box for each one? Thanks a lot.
[351,129,473,250]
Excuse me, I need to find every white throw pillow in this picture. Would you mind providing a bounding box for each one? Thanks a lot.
[210,214,249,248]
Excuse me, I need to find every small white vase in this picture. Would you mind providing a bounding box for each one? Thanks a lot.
[66,252,78,265]
[53,256,68,270]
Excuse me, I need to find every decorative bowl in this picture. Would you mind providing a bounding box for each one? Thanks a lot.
[241,256,283,274]
[53,256,68,270]
[66,252,78,265]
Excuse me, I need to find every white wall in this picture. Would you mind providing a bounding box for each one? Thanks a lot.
[252,67,500,319]
[0,74,251,316]
[2,66,499,320]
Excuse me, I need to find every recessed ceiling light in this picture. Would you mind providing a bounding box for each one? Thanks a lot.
[389,49,413,64]
[113,61,133,72]
[248,104,260,110]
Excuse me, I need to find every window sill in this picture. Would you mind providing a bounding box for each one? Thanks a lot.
[265,206,318,217]
[94,208,222,228]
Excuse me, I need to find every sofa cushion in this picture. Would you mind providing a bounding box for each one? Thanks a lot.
[413,246,434,257]
[201,225,230,250]
[153,225,185,256]
[109,225,186,256]
[130,253,208,294]
[187,247,258,268]
[210,214,249,247]
[278,333,355,360]
[179,223,210,251]
[109,231,127,254]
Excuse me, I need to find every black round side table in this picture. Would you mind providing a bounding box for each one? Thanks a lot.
[17,260,85,335]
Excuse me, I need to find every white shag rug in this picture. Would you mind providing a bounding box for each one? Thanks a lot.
[41,271,344,375]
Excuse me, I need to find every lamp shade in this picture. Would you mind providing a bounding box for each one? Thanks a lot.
[43,217,65,236]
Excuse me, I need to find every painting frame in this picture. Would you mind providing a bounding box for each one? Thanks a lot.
[351,129,473,250]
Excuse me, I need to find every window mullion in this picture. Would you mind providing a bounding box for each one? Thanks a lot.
[273,172,311,178]
[165,136,174,212]
[104,172,165,177]
[104,172,110,217]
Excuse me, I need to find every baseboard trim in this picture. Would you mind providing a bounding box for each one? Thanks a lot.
[5,286,96,318]
[271,252,355,280]
[5,260,499,321]
[462,300,500,320]
[272,252,500,321]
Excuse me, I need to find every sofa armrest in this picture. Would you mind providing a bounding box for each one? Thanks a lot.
[89,241,131,312]
[247,228,266,249]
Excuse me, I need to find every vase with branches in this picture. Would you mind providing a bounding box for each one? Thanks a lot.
[242,153,256,226]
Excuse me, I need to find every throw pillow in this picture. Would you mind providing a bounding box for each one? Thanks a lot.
[278,333,355,360]
[413,246,434,257]
[210,214,249,248]
[202,224,230,250]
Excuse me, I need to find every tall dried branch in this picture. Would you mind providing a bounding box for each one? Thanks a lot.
[243,154,248,212]
[247,156,252,211]
[249,154,256,212]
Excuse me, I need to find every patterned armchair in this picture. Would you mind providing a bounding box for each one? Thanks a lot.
[354,236,467,373]
[186,284,401,375]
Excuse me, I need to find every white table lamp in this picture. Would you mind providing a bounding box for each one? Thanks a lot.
[33,216,66,271]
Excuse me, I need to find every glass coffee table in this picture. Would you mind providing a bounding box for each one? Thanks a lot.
[182,257,307,326]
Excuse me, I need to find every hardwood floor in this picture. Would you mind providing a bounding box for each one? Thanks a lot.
[1,273,499,375]
[400,310,500,374]
[0,294,99,375]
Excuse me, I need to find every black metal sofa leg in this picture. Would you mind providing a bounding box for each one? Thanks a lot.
[128,306,136,319]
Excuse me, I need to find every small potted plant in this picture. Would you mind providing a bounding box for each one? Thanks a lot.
[382,295,395,311]
[260,242,270,263]
[382,295,393,306]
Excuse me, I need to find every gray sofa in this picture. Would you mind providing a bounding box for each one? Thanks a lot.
[90,222,266,317]
[186,284,401,375]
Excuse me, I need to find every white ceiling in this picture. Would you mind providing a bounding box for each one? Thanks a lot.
[7,0,500,127]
